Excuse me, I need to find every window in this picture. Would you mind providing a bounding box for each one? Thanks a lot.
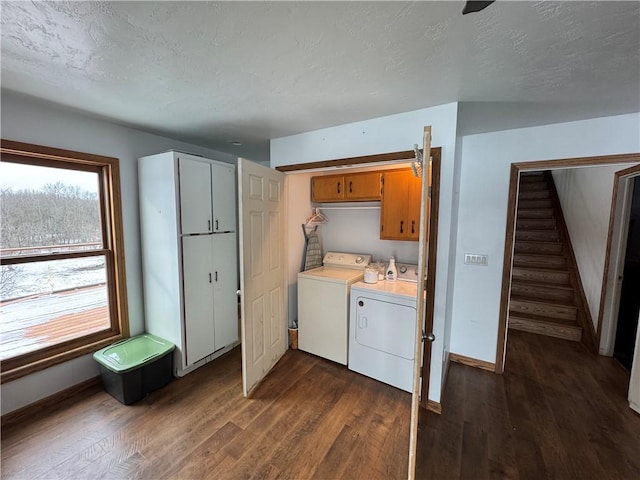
[0,140,128,382]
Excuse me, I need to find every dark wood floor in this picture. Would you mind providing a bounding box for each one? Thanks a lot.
[1,347,411,480]
[416,329,640,480]
[3,330,639,480]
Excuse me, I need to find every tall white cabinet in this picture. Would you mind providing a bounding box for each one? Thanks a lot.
[138,151,238,376]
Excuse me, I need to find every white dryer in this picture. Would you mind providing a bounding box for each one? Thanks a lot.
[348,264,419,392]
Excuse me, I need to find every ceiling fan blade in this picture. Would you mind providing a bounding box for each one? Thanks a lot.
[462,1,495,15]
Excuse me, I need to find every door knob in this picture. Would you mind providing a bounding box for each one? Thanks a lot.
[422,332,435,342]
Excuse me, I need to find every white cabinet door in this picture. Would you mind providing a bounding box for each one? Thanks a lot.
[212,233,239,350]
[182,235,216,365]
[211,163,236,232]
[179,158,213,234]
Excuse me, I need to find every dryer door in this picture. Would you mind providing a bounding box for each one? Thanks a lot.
[354,295,416,360]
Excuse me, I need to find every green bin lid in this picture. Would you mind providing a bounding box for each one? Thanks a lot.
[93,334,175,373]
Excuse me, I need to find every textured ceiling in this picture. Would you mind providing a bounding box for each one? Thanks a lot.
[2,1,639,162]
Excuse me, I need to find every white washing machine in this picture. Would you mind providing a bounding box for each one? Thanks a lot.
[348,263,419,392]
[297,252,372,365]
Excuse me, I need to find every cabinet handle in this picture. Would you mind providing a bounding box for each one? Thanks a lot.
[349,181,353,193]
[400,221,404,233]
[337,182,341,194]
[208,220,211,231]
[215,219,219,231]
[208,273,212,283]
[215,271,218,282]
[411,220,415,234]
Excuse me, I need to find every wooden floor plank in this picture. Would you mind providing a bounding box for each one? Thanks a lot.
[4,330,640,480]
[416,329,640,480]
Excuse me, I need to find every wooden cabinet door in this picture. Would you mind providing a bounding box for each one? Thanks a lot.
[179,158,212,234]
[345,172,382,201]
[212,233,239,350]
[311,175,345,202]
[211,162,236,232]
[380,170,410,240]
[182,235,216,365]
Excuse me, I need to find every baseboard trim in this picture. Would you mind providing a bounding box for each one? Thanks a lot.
[426,400,442,414]
[450,353,496,372]
[1,376,101,428]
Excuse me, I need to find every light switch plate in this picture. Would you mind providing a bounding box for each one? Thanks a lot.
[464,253,488,266]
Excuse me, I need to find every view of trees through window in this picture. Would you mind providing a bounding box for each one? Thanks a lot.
[0,161,111,361]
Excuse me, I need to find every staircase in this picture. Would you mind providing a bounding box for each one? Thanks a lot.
[509,171,587,342]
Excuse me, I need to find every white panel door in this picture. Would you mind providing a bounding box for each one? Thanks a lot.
[182,235,216,365]
[212,232,239,350]
[179,157,213,234]
[238,158,286,396]
[211,163,237,232]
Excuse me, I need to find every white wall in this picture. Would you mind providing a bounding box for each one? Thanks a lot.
[1,91,238,415]
[552,165,636,330]
[272,103,460,404]
[450,113,640,365]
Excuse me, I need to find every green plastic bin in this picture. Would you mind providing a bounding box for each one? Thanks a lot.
[93,334,175,405]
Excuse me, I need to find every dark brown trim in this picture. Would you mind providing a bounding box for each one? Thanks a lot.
[1,248,109,265]
[509,153,640,171]
[596,163,640,345]
[0,139,129,382]
[450,352,496,372]
[426,399,442,414]
[497,153,640,372]
[420,148,441,407]
[275,148,437,172]
[1,376,101,428]
[495,164,520,373]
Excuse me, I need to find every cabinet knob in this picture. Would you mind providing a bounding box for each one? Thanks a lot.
[411,220,415,234]
[349,181,353,193]
[337,181,341,194]
[400,220,404,234]
[215,219,219,231]
[208,273,212,283]
[208,220,211,231]
[215,271,218,282]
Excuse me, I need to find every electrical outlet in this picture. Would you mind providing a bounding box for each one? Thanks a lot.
[464,253,488,266]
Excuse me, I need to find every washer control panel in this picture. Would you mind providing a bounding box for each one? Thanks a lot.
[323,252,372,270]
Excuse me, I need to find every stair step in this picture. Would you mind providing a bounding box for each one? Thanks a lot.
[518,208,554,219]
[519,190,550,200]
[519,182,548,192]
[514,241,563,255]
[508,314,582,341]
[512,267,570,285]
[513,253,566,269]
[510,281,575,302]
[518,199,553,209]
[510,298,577,321]
[515,230,560,242]
[519,173,545,183]
[516,218,557,230]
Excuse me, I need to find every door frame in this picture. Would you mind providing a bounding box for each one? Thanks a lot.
[495,153,640,373]
[598,165,640,355]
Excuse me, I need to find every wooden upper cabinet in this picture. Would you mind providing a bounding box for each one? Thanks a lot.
[311,171,381,202]
[345,172,382,201]
[311,175,345,202]
[380,168,423,241]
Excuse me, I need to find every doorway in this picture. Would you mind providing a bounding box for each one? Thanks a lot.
[496,153,640,373]
[613,177,640,371]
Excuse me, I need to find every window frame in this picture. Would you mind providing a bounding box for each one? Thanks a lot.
[0,139,129,383]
